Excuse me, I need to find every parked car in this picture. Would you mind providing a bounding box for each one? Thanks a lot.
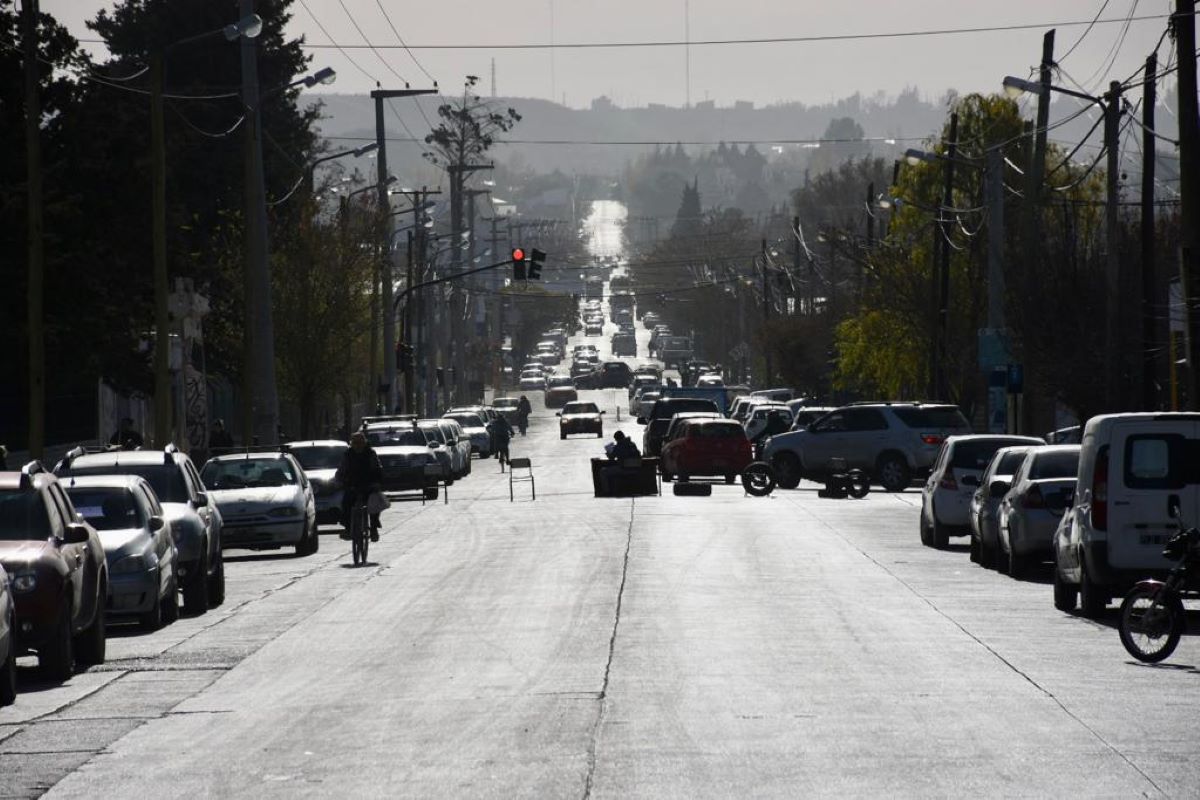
[558,401,605,439]
[0,463,108,679]
[57,446,225,614]
[492,398,521,427]
[661,412,724,451]
[919,435,1044,549]
[443,411,493,457]
[969,445,1039,568]
[200,452,319,556]
[787,406,835,431]
[545,376,579,408]
[1052,413,1198,617]
[64,475,180,630]
[632,390,661,419]
[370,429,441,501]
[285,440,348,527]
[762,402,972,492]
[640,397,723,457]
[660,419,754,483]
[996,445,1080,577]
[744,403,794,443]
[0,564,14,705]
[628,374,661,400]
[418,419,469,480]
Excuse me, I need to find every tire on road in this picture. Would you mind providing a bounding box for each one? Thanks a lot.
[741,462,776,497]
[1078,561,1108,618]
[161,574,180,625]
[771,452,802,490]
[183,553,210,615]
[0,630,15,707]
[1053,562,1078,612]
[40,601,74,681]
[208,552,226,608]
[75,588,106,666]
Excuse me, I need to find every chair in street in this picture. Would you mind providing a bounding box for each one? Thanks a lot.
[509,457,535,501]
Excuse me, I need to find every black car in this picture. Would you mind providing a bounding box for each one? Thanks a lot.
[639,397,722,457]
[594,361,633,389]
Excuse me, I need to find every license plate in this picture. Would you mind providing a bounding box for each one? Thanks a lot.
[1140,534,1169,546]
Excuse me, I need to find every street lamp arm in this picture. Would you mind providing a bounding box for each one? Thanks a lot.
[1002,75,1105,106]
[391,257,514,315]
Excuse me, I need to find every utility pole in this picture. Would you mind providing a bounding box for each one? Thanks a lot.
[239,0,279,445]
[22,0,45,459]
[1176,0,1200,409]
[1103,81,1124,411]
[371,88,436,414]
[985,148,1006,331]
[1141,52,1158,410]
[1020,29,1055,430]
[150,52,171,446]
[792,216,802,314]
[936,112,959,401]
[761,239,772,385]
[447,162,492,403]
[864,182,875,300]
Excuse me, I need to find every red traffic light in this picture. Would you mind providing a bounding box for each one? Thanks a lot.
[512,247,526,262]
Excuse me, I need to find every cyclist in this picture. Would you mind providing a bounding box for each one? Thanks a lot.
[335,431,383,543]
[516,395,532,436]
[488,414,514,467]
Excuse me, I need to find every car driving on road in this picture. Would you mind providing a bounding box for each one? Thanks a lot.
[443,411,493,458]
[559,401,605,439]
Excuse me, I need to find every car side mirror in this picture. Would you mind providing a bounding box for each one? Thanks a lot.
[148,515,165,532]
[600,410,606,415]
[988,480,1011,497]
[62,522,91,545]
[961,475,979,488]
[192,491,209,508]
[636,417,647,425]
[556,412,562,417]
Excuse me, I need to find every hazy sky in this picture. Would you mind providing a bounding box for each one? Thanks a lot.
[47,0,1174,108]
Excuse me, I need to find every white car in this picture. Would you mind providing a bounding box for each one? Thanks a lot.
[519,370,546,391]
[369,427,441,500]
[744,403,793,442]
[1053,413,1198,617]
[696,374,725,388]
[996,445,1080,577]
[419,419,470,479]
[200,453,318,556]
[920,435,1044,549]
[443,411,492,457]
[285,440,348,527]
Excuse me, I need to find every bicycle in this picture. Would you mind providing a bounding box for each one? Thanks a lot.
[349,497,370,566]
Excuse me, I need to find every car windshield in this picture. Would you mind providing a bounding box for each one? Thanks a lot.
[994,449,1030,475]
[66,487,145,531]
[654,400,719,418]
[1031,451,1080,480]
[418,426,447,444]
[366,429,426,447]
[201,457,297,489]
[549,378,574,387]
[288,446,346,470]
[950,440,1031,470]
[63,464,190,504]
[563,403,599,414]
[893,407,971,430]
[445,414,483,428]
[0,490,51,541]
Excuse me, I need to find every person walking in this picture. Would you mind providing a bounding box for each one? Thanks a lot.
[109,417,144,450]
[516,395,532,436]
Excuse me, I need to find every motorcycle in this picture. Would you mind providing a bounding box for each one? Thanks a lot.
[1117,505,1200,663]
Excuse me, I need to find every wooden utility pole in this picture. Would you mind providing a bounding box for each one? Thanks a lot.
[1103,81,1124,411]
[1141,52,1158,410]
[936,112,959,401]
[23,0,45,459]
[761,239,772,385]
[792,216,802,314]
[1176,0,1200,409]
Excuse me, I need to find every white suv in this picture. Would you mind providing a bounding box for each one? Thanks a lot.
[1053,413,1197,617]
[762,403,972,491]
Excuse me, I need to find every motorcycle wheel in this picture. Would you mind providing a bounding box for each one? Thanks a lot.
[1118,587,1184,663]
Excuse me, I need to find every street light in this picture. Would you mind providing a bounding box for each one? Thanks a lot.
[305,141,377,194]
[149,13,262,449]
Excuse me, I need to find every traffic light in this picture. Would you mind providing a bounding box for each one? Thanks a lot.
[527,248,546,280]
[511,247,527,280]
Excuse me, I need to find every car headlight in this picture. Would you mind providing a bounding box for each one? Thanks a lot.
[269,506,300,517]
[11,573,37,593]
[112,554,148,574]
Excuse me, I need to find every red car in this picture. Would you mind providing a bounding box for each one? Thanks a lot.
[660,419,754,483]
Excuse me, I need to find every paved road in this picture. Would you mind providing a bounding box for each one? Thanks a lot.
[3,389,1199,797]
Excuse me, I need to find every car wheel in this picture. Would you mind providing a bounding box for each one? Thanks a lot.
[931,518,950,550]
[772,452,802,490]
[39,601,74,681]
[876,454,911,492]
[597,428,603,438]
[724,474,736,485]
[741,463,776,497]
[1053,559,1078,612]
[139,580,164,631]
[424,486,439,501]
[183,554,210,615]
[1008,547,1027,579]
[75,587,106,666]
[560,432,566,440]
[161,574,180,625]
[296,519,318,557]
[1079,561,1108,618]
[0,627,15,707]
[207,552,226,608]
[969,534,980,563]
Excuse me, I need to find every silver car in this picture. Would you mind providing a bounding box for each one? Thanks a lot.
[968,445,1037,569]
[419,420,471,479]
[1,564,17,706]
[65,475,180,630]
[996,445,1081,577]
[200,453,318,556]
[443,411,492,458]
[286,440,348,528]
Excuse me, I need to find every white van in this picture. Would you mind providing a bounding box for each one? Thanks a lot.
[1052,412,1196,617]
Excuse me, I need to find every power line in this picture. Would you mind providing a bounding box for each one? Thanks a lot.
[321,134,925,147]
[297,0,377,84]
[335,0,409,85]
[373,0,439,85]
[280,12,1177,51]
[1058,0,1113,64]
